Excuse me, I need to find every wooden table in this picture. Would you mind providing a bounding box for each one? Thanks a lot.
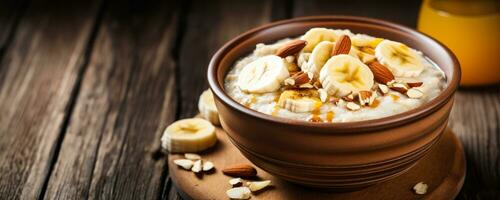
[0,0,498,199]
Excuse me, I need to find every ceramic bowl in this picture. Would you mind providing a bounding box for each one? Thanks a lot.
[208,16,460,190]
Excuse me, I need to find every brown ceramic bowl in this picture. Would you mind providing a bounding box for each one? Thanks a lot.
[208,16,460,190]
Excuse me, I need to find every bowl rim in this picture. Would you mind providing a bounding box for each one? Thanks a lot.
[208,15,460,131]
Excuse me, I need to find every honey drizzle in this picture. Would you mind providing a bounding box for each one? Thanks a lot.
[369,99,380,108]
[390,94,400,101]
[326,111,334,122]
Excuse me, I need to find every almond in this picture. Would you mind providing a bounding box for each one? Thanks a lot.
[367,61,395,84]
[389,86,408,94]
[407,88,424,99]
[346,102,361,111]
[331,35,351,56]
[358,91,373,106]
[222,164,257,177]
[407,82,423,88]
[377,84,389,95]
[291,71,310,85]
[275,40,307,58]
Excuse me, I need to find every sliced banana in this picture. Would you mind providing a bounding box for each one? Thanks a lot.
[302,41,334,78]
[301,28,337,52]
[319,55,374,97]
[237,55,289,93]
[198,89,220,125]
[351,34,383,48]
[375,40,424,77]
[278,89,322,113]
[161,118,217,153]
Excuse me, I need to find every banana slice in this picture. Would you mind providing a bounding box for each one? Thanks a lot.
[375,40,424,77]
[237,55,289,93]
[278,89,322,113]
[161,118,217,153]
[198,89,220,125]
[301,28,337,52]
[319,55,374,97]
[302,41,334,78]
[351,34,383,48]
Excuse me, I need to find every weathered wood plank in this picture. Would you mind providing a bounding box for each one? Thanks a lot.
[177,0,277,118]
[449,87,500,200]
[292,0,422,27]
[0,0,101,199]
[43,1,179,199]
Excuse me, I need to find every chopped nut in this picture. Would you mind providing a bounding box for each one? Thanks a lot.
[202,161,214,171]
[285,55,295,63]
[191,160,202,173]
[358,91,373,106]
[413,182,428,195]
[313,80,322,89]
[407,88,424,99]
[378,84,389,95]
[229,178,243,187]
[184,153,201,160]
[342,93,355,102]
[284,77,295,86]
[226,187,251,199]
[318,89,328,102]
[299,83,314,88]
[346,102,361,111]
[407,82,423,88]
[173,159,194,170]
[247,180,272,192]
[389,82,408,94]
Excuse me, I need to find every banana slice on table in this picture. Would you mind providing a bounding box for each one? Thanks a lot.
[351,34,383,48]
[161,118,217,153]
[319,55,374,97]
[301,28,337,52]
[237,55,289,93]
[278,89,322,113]
[375,40,424,77]
[302,41,334,78]
[198,89,220,125]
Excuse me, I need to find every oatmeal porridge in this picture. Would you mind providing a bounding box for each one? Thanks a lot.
[224,28,446,122]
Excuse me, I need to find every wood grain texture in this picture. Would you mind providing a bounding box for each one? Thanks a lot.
[0,0,27,55]
[0,0,101,199]
[293,0,422,27]
[449,86,500,200]
[42,1,180,199]
[177,0,277,119]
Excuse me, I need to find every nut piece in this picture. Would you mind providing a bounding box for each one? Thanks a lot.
[407,82,423,88]
[184,153,201,160]
[389,82,408,94]
[318,89,328,102]
[202,161,215,171]
[291,71,311,85]
[331,35,351,56]
[275,40,307,58]
[191,160,202,173]
[346,102,361,111]
[222,164,257,177]
[413,182,428,195]
[173,159,194,170]
[226,187,251,199]
[229,178,243,187]
[342,93,355,102]
[378,84,389,95]
[407,88,424,99]
[367,61,395,84]
[246,180,272,192]
[358,91,374,106]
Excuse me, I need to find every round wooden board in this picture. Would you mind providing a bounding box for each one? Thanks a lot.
[169,126,465,200]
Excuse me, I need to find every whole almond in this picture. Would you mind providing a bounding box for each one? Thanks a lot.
[291,71,310,85]
[367,61,395,84]
[331,35,351,56]
[222,164,257,177]
[275,40,307,58]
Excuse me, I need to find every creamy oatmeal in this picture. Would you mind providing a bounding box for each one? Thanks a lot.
[224,28,446,122]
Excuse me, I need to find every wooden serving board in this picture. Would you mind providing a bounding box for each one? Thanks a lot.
[169,127,465,200]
